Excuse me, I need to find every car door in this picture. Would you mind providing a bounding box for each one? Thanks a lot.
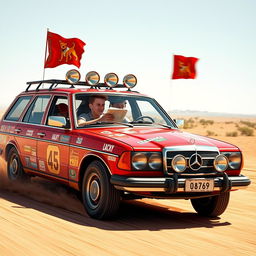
[17,95,51,172]
[36,95,70,183]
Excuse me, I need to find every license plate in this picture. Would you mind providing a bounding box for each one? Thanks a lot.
[185,179,214,192]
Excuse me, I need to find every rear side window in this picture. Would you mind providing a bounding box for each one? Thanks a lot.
[23,95,51,124]
[5,96,32,121]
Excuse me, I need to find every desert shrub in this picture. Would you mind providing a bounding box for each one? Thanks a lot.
[199,119,214,126]
[225,121,234,124]
[240,121,256,129]
[183,118,195,129]
[238,126,254,136]
[226,131,238,137]
[206,130,216,136]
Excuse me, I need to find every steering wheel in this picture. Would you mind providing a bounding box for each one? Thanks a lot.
[134,115,155,123]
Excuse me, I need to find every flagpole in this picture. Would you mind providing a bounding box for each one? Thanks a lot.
[43,28,49,81]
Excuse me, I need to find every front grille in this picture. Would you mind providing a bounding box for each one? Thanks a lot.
[163,145,219,176]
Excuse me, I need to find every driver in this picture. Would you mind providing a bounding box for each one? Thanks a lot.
[77,95,114,126]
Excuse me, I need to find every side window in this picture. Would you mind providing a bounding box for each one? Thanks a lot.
[47,96,70,128]
[23,95,51,124]
[5,96,32,121]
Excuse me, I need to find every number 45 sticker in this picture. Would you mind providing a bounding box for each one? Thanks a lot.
[47,145,60,174]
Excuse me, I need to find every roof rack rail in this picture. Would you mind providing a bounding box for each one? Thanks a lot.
[25,79,127,91]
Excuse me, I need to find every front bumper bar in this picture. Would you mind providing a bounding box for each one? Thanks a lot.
[110,174,251,193]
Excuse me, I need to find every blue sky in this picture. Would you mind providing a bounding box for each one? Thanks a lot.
[1,0,256,115]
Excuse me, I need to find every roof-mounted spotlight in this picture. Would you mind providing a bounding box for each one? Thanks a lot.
[66,69,81,85]
[104,73,119,88]
[123,74,137,89]
[85,71,100,86]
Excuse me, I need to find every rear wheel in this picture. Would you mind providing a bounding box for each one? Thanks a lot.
[82,160,120,219]
[191,192,230,217]
[7,147,29,181]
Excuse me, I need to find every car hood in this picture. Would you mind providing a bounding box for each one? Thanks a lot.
[86,126,238,151]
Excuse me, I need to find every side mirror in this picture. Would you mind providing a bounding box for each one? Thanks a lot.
[48,116,67,128]
[174,119,184,128]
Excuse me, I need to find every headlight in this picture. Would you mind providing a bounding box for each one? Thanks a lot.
[148,153,162,170]
[227,152,242,169]
[132,153,147,170]
[214,154,228,172]
[171,155,186,173]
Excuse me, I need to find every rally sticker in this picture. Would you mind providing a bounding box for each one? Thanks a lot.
[76,137,83,144]
[103,144,114,152]
[39,160,46,172]
[69,169,77,180]
[46,145,60,174]
[69,150,79,167]
[52,134,60,141]
[137,136,167,144]
[26,130,34,136]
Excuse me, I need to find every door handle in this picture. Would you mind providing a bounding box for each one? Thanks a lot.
[37,132,46,137]
[14,128,21,133]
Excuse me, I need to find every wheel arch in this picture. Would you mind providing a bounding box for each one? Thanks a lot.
[78,153,112,191]
[5,142,19,161]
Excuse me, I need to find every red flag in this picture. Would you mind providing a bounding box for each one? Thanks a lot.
[44,31,86,68]
[172,55,199,79]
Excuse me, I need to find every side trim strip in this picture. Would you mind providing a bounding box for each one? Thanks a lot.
[0,131,118,157]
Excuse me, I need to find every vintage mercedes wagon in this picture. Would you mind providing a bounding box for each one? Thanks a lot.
[0,70,251,219]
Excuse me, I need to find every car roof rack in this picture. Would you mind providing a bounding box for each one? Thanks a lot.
[25,79,128,92]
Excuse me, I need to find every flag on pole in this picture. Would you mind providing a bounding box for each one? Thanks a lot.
[172,55,199,79]
[44,31,86,68]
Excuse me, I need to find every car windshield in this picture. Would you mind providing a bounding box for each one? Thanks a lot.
[74,93,176,128]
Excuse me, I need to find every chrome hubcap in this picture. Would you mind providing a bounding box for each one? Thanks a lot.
[10,158,18,176]
[90,179,100,202]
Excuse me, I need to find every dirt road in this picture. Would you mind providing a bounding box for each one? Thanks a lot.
[0,160,255,256]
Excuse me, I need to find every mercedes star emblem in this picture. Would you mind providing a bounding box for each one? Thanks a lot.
[189,153,203,171]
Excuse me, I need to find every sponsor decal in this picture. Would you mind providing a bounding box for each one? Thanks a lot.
[137,136,167,144]
[0,135,7,144]
[101,131,112,134]
[52,134,60,141]
[69,150,79,167]
[25,157,30,167]
[114,133,125,137]
[26,130,34,136]
[103,143,115,152]
[107,156,117,162]
[60,135,70,143]
[39,160,46,171]
[24,145,32,153]
[76,137,83,144]
[31,147,37,157]
[69,169,77,179]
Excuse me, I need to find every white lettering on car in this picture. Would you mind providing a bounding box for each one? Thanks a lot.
[103,144,114,152]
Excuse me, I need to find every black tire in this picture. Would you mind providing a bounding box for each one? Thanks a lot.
[7,147,28,181]
[82,160,120,219]
[191,192,230,217]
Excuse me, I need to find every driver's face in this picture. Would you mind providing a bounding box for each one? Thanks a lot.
[89,98,106,118]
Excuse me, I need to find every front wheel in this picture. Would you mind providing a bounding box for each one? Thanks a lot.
[7,147,29,181]
[191,192,230,217]
[82,160,120,219]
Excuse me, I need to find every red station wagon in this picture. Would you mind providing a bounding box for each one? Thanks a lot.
[0,70,251,219]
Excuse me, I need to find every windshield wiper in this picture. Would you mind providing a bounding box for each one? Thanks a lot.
[155,123,173,129]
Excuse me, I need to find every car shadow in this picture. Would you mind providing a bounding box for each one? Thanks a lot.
[0,177,231,231]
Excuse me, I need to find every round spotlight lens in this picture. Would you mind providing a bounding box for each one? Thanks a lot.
[171,155,186,173]
[123,74,137,88]
[214,154,228,172]
[228,152,241,169]
[104,73,119,88]
[85,71,100,86]
[132,153,147,170]
[148,153,162,170]
[66,69,81,84]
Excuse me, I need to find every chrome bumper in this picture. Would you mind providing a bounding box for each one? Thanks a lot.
[110,174,251,193]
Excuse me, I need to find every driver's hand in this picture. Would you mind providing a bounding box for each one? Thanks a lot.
[100,113,114,122]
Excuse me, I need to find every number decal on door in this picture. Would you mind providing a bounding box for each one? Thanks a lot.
[46,145,60,174]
